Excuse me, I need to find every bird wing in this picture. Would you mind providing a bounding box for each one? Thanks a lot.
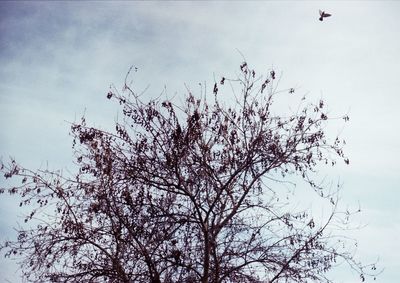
[323,13,332,17]
[319,10,323,16]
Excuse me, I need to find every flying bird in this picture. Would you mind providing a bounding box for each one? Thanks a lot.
[319,10,332,21]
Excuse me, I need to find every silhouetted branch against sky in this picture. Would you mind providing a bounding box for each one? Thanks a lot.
[1,61,380,282]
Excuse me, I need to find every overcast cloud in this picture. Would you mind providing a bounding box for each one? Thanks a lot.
[1,2,399,282]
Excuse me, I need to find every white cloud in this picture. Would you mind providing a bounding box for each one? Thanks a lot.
[1,1,400,282]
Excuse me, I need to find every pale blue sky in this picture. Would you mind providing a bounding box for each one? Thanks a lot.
[1,2,399,282]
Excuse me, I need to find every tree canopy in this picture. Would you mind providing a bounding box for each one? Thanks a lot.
[1,62,378,282]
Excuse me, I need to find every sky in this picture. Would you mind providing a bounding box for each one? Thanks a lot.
[0,1,399,282]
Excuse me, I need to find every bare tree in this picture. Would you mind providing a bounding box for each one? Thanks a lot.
[1,62,378,282]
